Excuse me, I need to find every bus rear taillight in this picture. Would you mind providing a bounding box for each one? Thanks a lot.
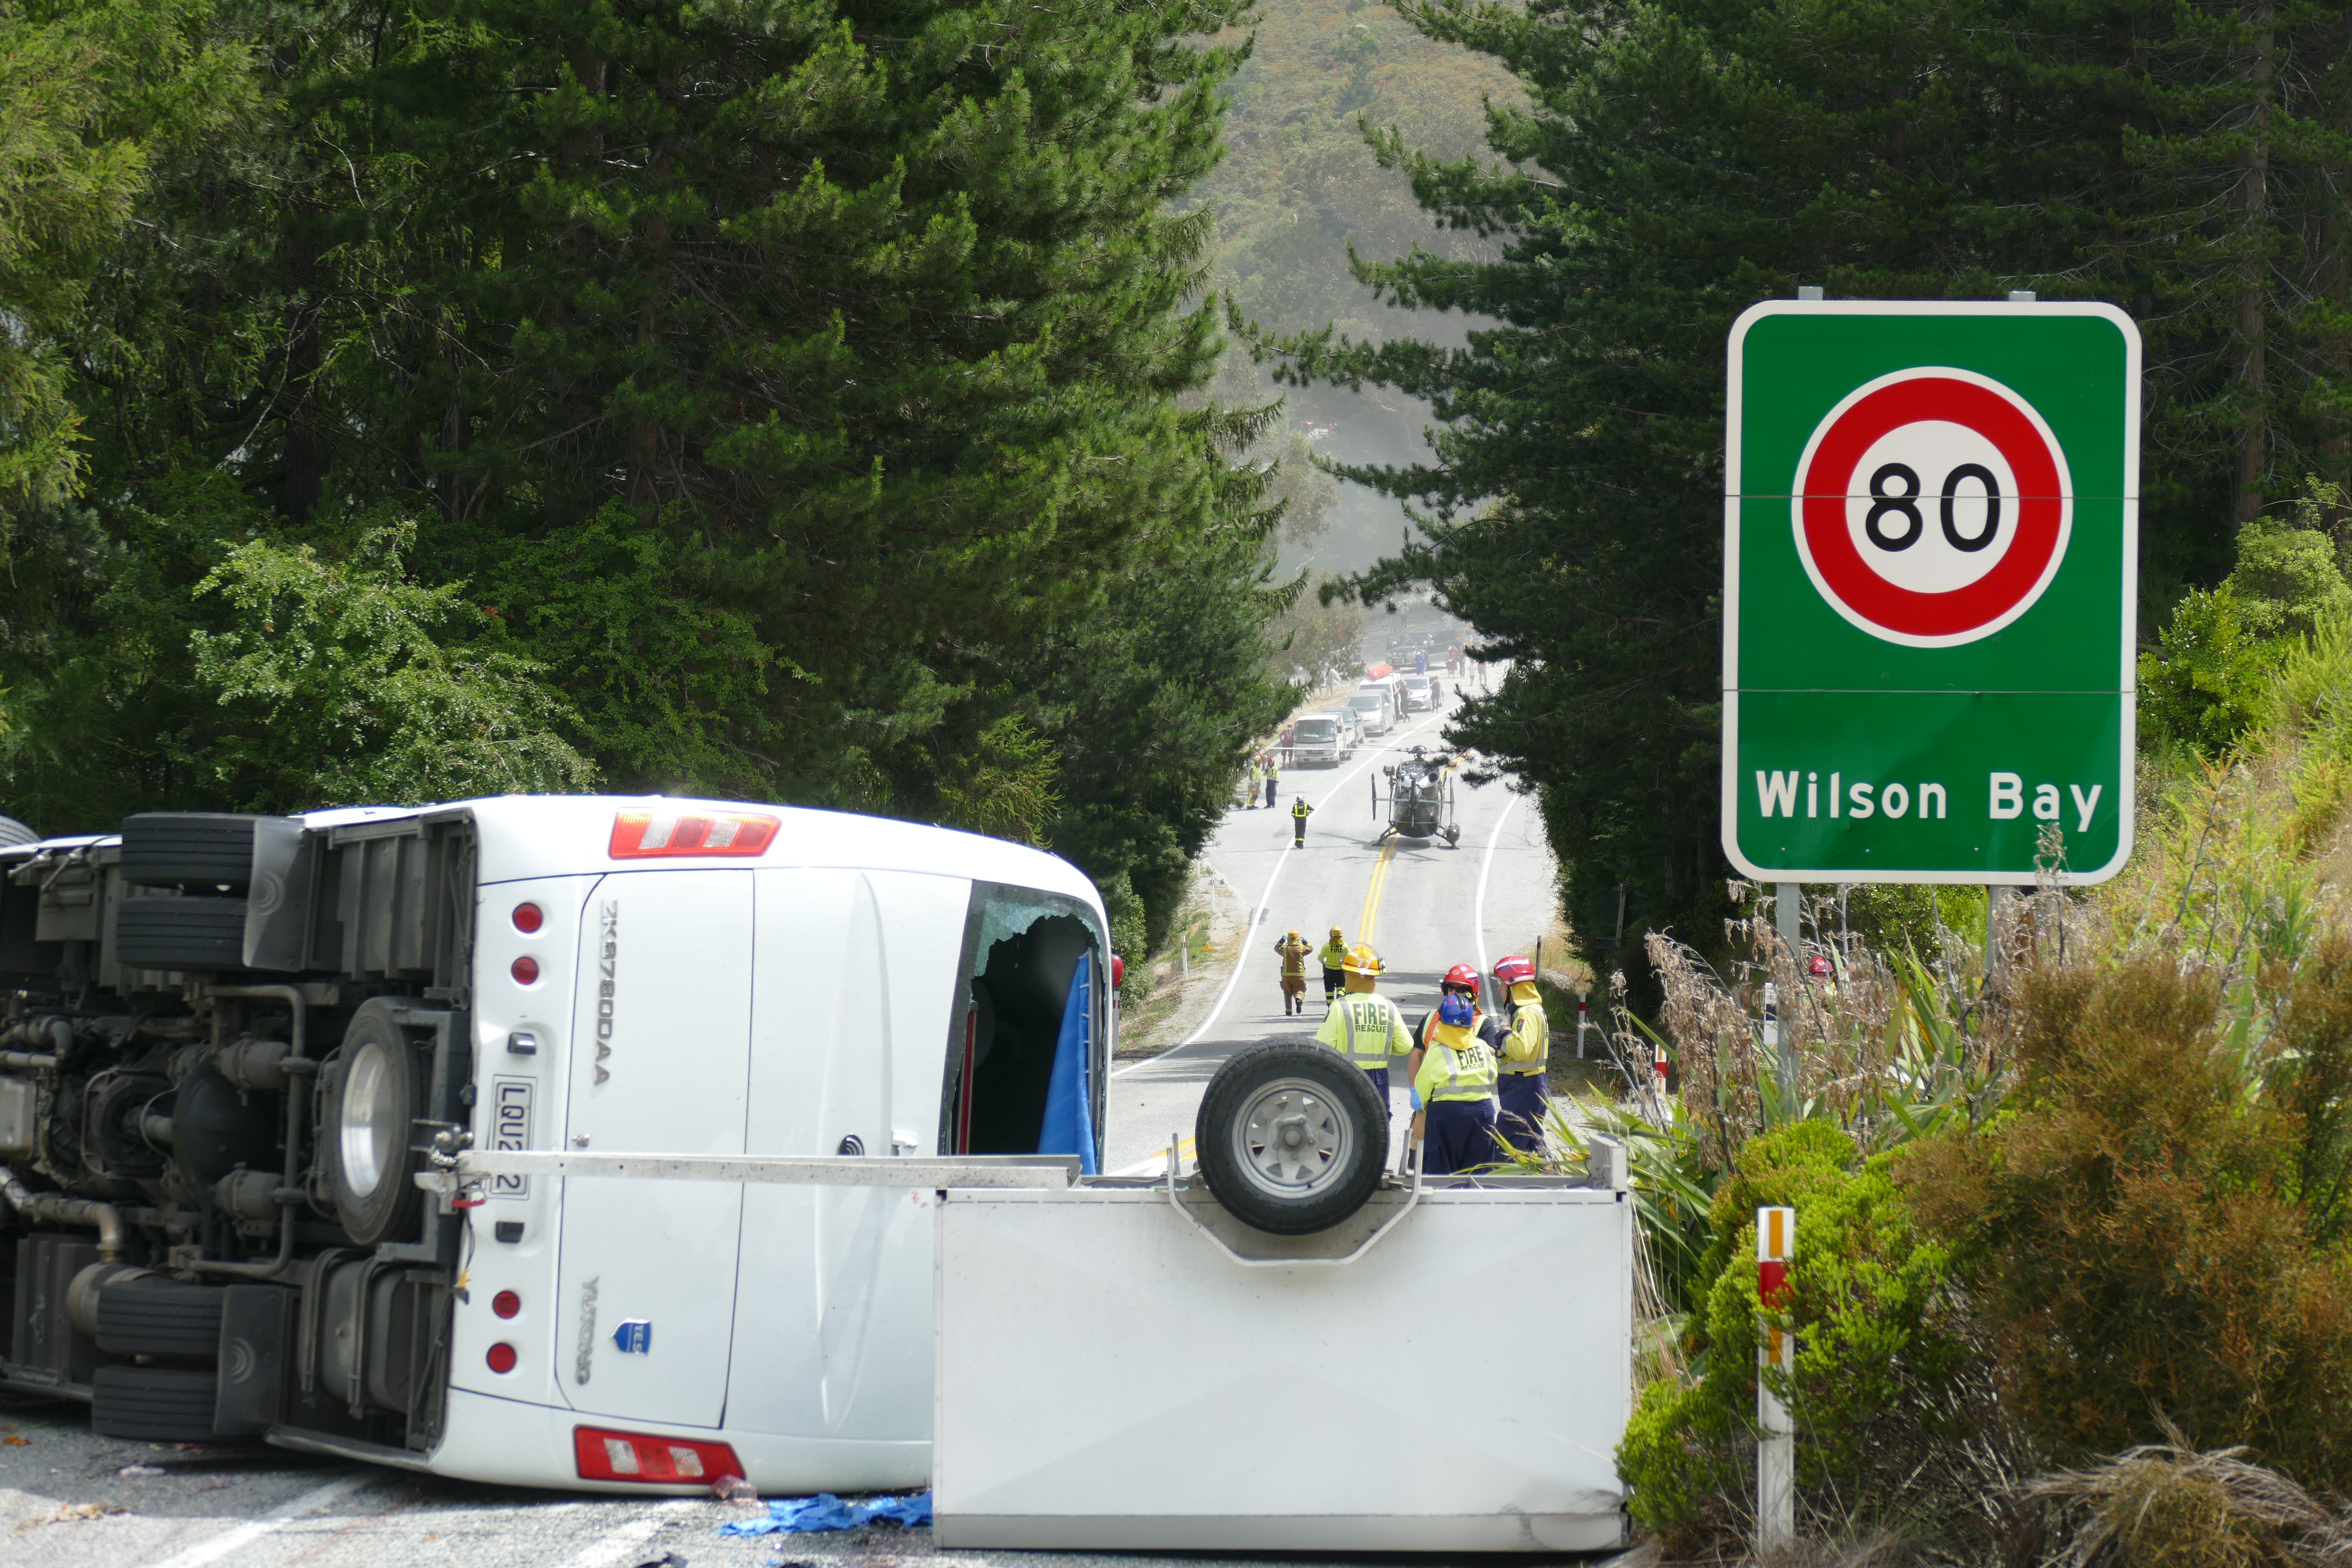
[609,811,779,860]
[573,1425,743,1484]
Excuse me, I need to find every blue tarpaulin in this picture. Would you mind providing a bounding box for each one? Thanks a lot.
[715,1491,933,1536]
[1036,951,1097,1174]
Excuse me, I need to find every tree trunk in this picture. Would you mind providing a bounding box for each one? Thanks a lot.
[2233,0,2275,525]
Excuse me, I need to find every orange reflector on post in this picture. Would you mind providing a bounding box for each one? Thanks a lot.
[609,810,781,860]
[1757,1205,1796,1360]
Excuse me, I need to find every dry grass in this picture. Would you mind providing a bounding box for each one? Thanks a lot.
[2022,1426,2352,1568]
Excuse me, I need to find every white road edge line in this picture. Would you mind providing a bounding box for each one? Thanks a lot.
[1473,790,1525,992]
[556,1497,704,1568]
[143,1471,371,1568]
[1111,706,1449,1081]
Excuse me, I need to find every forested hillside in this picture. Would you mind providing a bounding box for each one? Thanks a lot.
[0,0,1300,949]
[1188,0,1516,579]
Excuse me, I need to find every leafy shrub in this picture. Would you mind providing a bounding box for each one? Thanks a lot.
[2142,482,2352,755]
[1617,1123,1981,1553]
[1901,955,2352,1489]
[187,520,597,808]
[2140,585,2291,754]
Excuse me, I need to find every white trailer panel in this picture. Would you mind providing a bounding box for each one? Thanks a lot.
[933,1181,1633,1553]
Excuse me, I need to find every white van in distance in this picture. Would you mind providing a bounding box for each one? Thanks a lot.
[1286,710,1359,766]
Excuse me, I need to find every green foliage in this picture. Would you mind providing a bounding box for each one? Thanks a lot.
[2144,495,2352,754]
[937,717,1060,850]
[0,0,251,511]
[1835,883,1984,961]
[1903,954,2352,1486]
[0,0,1288,937]
[1616,1123,1974,1549]
[186,521,597,809]
[2140,586,2292,756]
[2233,504,2352,643]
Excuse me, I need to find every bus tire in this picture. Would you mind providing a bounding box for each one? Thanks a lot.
[324,999,428,1247]
[116,898,248,970]
[1195,1042,1387,1235]
[121,813,258,888]
[95,1279,226,1359]
[92,1365,220,1441]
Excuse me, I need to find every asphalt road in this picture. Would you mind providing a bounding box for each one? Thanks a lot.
[1,681,1584,1567]
[0,1425,1607,1568]
[1106,685,1559,1176]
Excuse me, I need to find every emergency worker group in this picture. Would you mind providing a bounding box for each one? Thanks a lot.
[1273,930,1552,1175]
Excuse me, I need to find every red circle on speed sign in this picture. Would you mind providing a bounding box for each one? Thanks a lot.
[1792,367,2071,647]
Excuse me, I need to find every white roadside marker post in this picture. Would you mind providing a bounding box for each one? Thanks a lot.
[1757,1205,1796,1552]
[1575,989,1588,1058]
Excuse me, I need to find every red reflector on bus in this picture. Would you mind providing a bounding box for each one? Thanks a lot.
[486,1342,518,1374]
[609,812,780,860]
[573,1425,743,1484]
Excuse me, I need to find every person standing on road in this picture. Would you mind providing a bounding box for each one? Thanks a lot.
[1413,964,1487,1049]
[1274,928,1312,1016]
[1407,989,1501,1175]
[1488,954,1552,1152]
[1263,754,1281,810]
[1290,795,1310,847]
[1316,945,1412,1100]
[1415,649,1428,676]
[1317,927,1349,1008]
[1246,756,1263,808]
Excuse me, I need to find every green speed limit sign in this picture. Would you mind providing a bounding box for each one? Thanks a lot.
[1722,301,2140,885]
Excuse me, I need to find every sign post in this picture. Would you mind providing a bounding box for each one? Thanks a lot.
[1722,302,2139,886]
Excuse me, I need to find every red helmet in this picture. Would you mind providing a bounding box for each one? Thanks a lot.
[1442,963,1482,990]
[1492,954,1535,986]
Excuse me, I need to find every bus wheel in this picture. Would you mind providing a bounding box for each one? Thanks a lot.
[325,1000,429,1246]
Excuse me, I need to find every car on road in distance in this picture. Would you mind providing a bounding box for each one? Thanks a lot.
[1285,711,1357,766]
[0,795,1108,1496]
[1347,683,1396,737]
[1399,674,1435,711]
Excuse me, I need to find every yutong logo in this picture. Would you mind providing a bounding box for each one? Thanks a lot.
[594,900,618,1085]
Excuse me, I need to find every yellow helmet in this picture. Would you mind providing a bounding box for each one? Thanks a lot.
[1342,943,1384,977]
[1287,929,1299,940]
[1329,926,1343,939]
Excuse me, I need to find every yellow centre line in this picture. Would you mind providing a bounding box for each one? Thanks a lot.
[1359,833,1400,945]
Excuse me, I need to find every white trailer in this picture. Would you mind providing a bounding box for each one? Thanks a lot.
[430,1146,1637,1553]
[933,1168,1633,1552]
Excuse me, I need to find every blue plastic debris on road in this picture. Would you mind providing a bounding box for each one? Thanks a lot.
[716,1491,933,1537]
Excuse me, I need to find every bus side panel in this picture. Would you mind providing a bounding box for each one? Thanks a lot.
[725,870,966,1444]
